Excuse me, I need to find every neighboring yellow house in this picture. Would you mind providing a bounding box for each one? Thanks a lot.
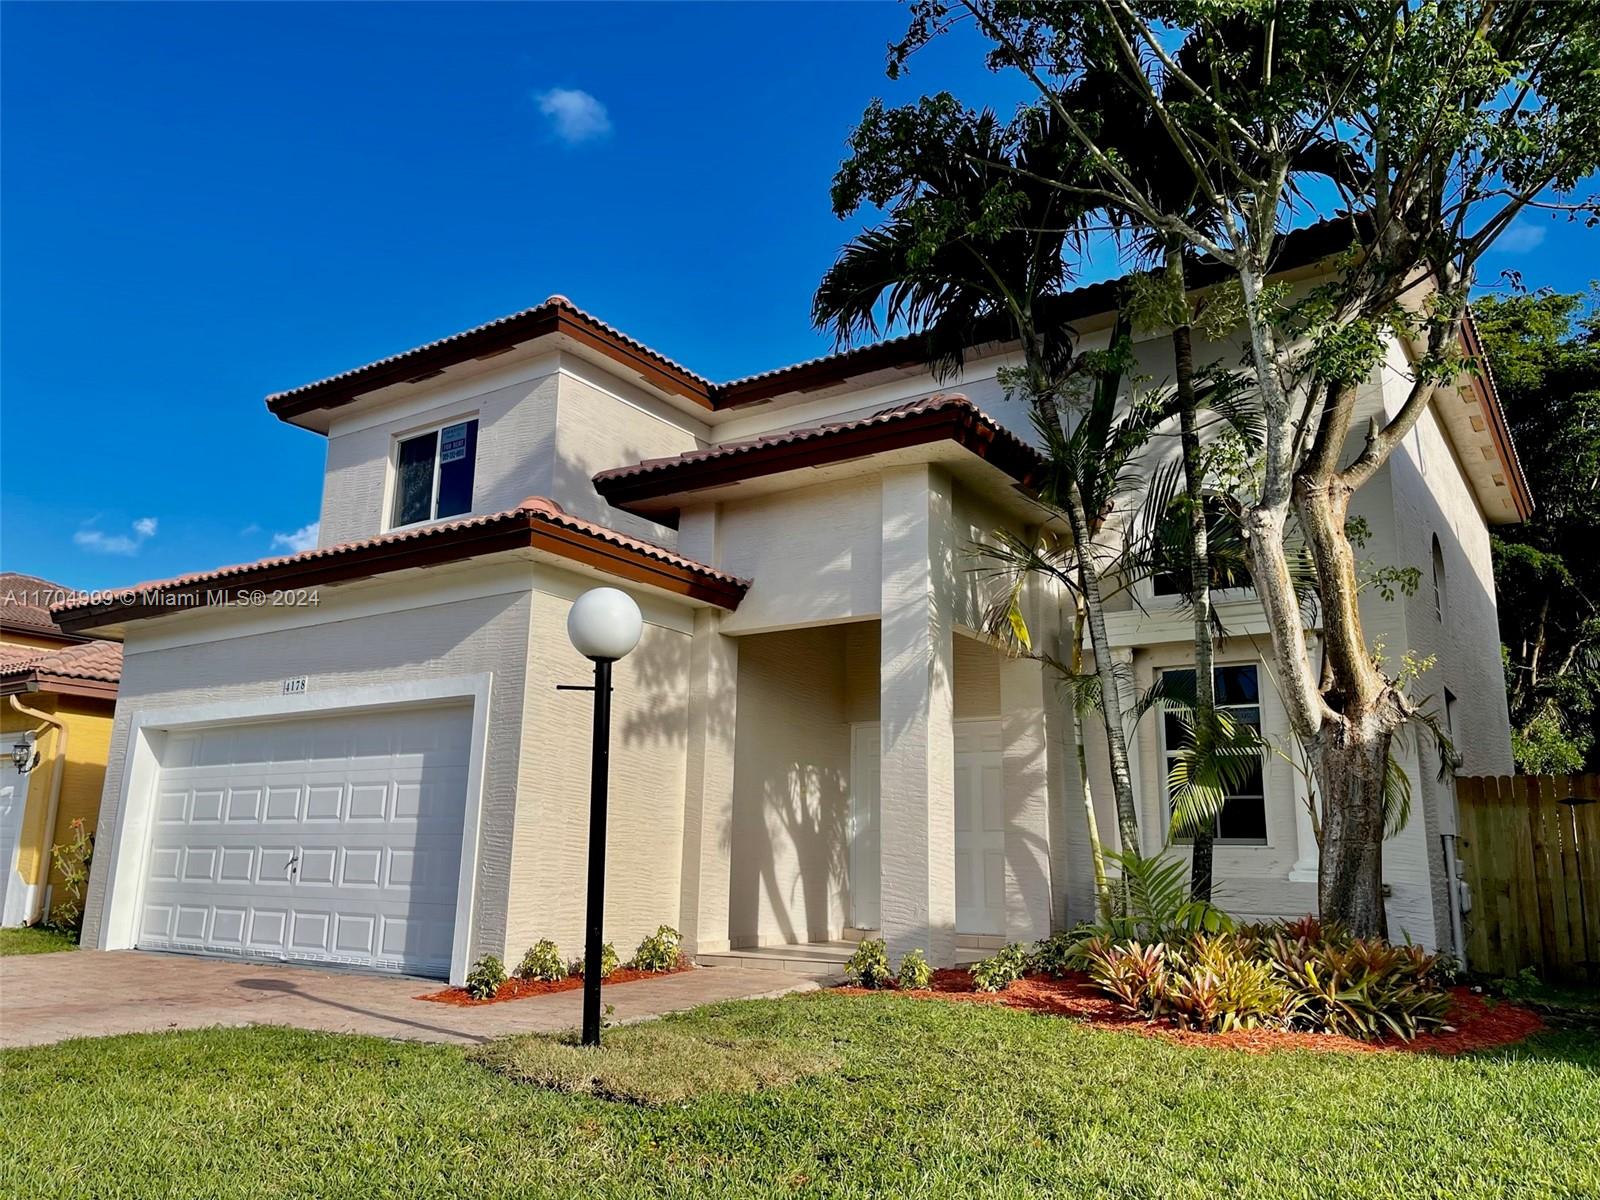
[1,572,121,928]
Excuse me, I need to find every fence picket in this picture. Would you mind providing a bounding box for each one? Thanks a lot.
[1456,773,1600,983]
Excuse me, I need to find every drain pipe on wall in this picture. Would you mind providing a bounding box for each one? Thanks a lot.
[1442,833,1468,966]
[8,694,68,926]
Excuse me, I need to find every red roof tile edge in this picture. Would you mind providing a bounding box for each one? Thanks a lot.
[51,498,749,634]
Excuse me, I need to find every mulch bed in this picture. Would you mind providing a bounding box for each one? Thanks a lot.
[836,969,1544,1056]
[418,964,693,1007]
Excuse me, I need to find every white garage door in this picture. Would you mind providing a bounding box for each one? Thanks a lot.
[138,705,471,978]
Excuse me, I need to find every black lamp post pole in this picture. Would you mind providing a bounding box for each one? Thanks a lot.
[581,656,614,1047]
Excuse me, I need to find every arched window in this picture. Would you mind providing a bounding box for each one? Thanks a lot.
[1431,534,1447,623]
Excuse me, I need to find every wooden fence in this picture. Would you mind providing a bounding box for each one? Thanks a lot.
[1455,774,1600,983]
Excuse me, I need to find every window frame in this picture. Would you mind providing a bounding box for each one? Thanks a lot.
[1157,661,1270,847]
[387,414,480,531]
[1142,494,1256,606]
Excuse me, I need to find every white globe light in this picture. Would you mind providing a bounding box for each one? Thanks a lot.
[566,587,643,662]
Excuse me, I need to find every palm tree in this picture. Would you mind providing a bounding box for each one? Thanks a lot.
[814,100,1151,860]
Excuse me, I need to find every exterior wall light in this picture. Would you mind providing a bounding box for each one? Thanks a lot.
[12,735,37,775]
[562,586,643,1046]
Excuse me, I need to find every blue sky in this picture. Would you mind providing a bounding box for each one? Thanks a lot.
[2,2,1592,591]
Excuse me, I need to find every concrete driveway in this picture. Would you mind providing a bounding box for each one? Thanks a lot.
[0,950,820,1049]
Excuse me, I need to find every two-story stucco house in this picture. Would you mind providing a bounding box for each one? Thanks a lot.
[61,235,1528,984]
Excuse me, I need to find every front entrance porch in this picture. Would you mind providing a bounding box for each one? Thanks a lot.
[711,612,1062,968]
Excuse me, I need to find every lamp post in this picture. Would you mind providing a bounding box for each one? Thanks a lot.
[564,586,643,1047]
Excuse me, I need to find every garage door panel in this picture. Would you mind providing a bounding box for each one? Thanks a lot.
[139,705,470,977]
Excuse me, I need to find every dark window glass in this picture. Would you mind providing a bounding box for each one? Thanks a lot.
[1215,666,1260,705]
[1162,663,1266,844]
[1217,795,1268,840]
[393,431,437,526]
[435,420,478,518]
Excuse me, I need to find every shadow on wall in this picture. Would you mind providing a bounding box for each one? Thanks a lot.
[728,627,854,947]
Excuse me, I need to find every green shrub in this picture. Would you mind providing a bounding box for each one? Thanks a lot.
[574,942,619,980]
[465,954,507,1000]
[897,948,932,990]
[47,820,94,934]
[971,943,1029,993]
[515,940,567,982]
[632,926,682,973]
[1029,930,1089,978]
[844,938,893,988]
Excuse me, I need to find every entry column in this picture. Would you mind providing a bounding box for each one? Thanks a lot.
[878,465,957,966]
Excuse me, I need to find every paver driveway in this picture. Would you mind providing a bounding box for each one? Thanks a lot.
[0,950,819,1048]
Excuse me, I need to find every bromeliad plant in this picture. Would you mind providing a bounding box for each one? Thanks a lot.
[1081,917,1450,1041]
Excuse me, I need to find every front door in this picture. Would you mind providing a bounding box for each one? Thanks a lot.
[954,721,1005,935]
[848,720,1006,936]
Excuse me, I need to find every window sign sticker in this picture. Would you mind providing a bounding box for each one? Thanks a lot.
[440,422,470,464]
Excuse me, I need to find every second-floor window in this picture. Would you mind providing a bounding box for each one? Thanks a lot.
[392,418,478,527]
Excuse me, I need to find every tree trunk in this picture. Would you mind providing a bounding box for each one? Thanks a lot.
[1314,719,1392,938]
[1063,480,1142,857]
[1293,472,1399,938]
[1168,252,1217,902]
[1070,605,1112,918]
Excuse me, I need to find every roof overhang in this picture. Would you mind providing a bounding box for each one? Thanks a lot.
[0,672,119,702]
[1455,311,1534,523]
[592,396,1046,527]
[53,498,749,639]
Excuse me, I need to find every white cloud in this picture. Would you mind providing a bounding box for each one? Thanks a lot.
[1497,221,1547,253]
[535,87,611,144]
[74,516,158,556]
[271,522,320,554]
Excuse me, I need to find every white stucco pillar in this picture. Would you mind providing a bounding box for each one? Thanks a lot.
[878,465,958,966]
[1000,652,1054,944]
[676,505,737,957]
[679,608,738,957]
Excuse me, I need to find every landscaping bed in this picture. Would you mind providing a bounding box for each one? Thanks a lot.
[837,968,1544,1055]
[417,963,693,1006]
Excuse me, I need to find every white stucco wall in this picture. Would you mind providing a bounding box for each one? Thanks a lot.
[315,353,703,551]
[504,585,694,964]
[715,476,884,635]
[79,575,535,965]
[318,367,561,547]
[728,625,853,948]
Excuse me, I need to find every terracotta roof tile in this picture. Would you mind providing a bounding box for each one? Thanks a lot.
[0,639,122,685]
[594,394,1037,489]
[0,572,87,639]
[266,295,713,409]
[51,497,748,632]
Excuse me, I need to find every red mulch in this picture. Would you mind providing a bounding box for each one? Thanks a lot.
[835,969,1543,1056]
[417,964,692,1006]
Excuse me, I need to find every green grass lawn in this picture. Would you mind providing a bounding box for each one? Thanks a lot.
[3,992,1595,1199]
[0,925,77,956]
